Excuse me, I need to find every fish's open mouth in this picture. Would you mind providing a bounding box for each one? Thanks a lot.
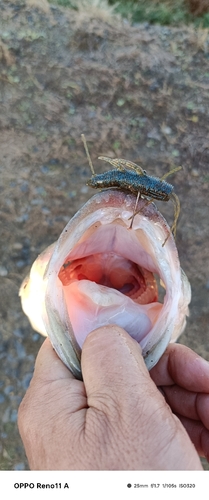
[39,189,190,378]
[19,189,190,380]
[52,197,172,353]
[58,221,164,347]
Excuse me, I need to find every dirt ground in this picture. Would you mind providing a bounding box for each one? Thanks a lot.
[0,0,209,470]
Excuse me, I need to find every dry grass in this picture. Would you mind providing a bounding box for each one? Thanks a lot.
[23,0,51,12]
[24,0,119,23]
[188,24,209,50]
[187,0,209,15]
[71,0,119,22]
[23,0,209,27]
[0,41,15,65]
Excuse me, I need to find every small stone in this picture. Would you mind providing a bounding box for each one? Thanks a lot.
[12,243,23,250]
[116,98,125,107]
[0,394,5,404]
[15,340,26,359]
[149,81,159,92]
[162,125,172,135]
[42,207,50,214]
[31,198,43,205]
[40,165,49,174]
[3,448,10,459]
[10,409,18,423]
[68,190,77,198]
[13,328,24,338]
[13,463,25,470]
[20,182,29,193]
[191,168,199,177]
[4,385,14,396]
[172,149,180,157]
[16,214,29,222]
[49,158,59,165]
[2,407,10,423]
[32,333,40,342]
[147,128,161,141]
[80,185,89,194]
[0,266,8,276]
[16,260,26,268]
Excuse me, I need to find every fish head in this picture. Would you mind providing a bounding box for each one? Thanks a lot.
[20,190,191,380]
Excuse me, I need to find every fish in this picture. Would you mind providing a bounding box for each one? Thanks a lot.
[19,189,191,380]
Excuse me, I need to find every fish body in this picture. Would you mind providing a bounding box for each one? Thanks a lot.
[20,189,191,380]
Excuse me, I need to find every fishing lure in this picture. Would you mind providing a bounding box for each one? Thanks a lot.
[82,135,181,245]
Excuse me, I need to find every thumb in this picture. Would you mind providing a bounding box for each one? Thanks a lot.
[81,325,203,470]
[81,324,155,416]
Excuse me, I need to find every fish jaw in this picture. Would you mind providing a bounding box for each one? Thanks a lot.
[20,190,191,379]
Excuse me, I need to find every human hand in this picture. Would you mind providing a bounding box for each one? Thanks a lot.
[18,326,209,470]
[150,342,209,461]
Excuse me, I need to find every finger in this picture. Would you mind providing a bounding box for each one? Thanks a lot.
[18,341,86,472]
[33,337,75,382]
[18,338,86,442]
[162,385,209,425]
[81,325,153,412]
[150,343,209,392]
[177,415,209,460]
[81,326,203,470]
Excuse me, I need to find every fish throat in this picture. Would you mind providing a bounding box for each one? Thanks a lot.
[58,250,158,305]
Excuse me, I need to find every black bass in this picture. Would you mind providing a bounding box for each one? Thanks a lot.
[19,189,191,380]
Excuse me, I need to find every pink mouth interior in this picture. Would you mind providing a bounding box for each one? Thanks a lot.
[59,251,158,304]
[57,222,164,347]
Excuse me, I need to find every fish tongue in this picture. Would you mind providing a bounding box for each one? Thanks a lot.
[62,280,152,348]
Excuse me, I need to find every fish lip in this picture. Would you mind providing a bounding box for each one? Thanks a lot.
[42,190,191,378]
